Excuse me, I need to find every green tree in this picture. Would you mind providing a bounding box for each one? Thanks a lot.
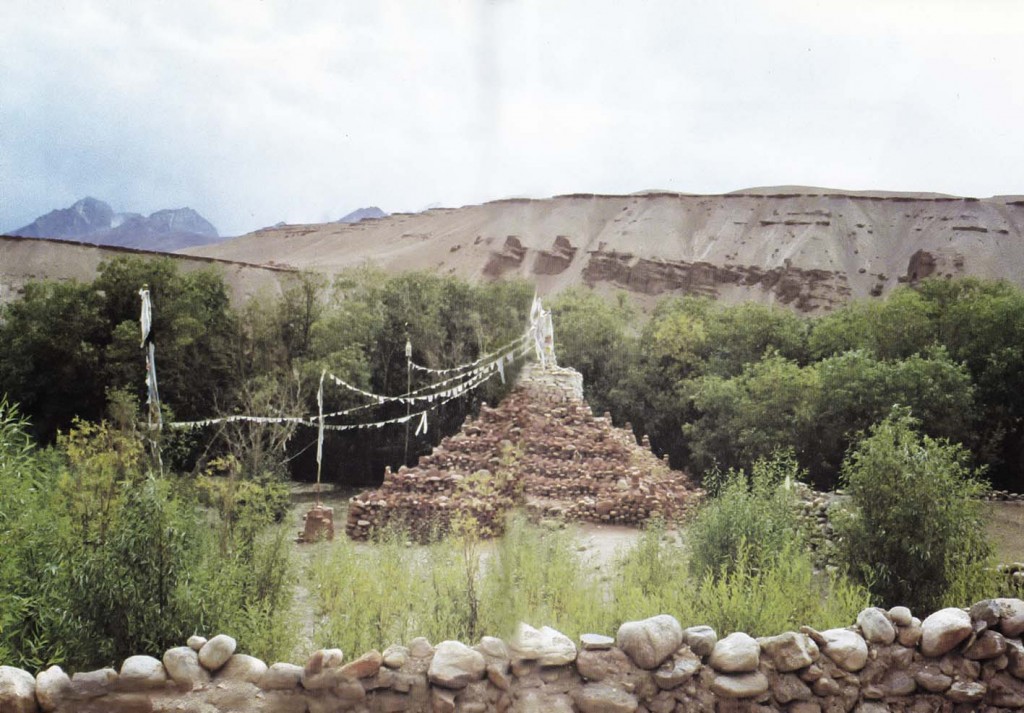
[832,409,993,612]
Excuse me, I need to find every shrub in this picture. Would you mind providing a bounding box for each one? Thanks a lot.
[832,408,994,612]
[687,452,806,577]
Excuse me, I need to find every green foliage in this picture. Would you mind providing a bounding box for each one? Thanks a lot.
[687,453,806,578]
[832,408,994,613]
[0,410,295,671]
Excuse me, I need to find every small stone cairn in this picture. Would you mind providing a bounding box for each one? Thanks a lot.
[346,363,702,541]
[7,599,1024,712]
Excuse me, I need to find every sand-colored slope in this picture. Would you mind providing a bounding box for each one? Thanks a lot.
[183,189,1024,312]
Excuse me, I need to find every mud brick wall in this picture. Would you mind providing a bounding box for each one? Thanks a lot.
[7,598,1024,712]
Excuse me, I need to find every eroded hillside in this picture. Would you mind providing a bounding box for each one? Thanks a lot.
[182,187,1024,312]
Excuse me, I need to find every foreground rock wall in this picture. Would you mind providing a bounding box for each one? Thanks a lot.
[6,599,1024,712]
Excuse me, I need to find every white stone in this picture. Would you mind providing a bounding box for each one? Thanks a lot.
[428,640,486,689]
[198,634,237,671]
[616,614,683,669]
[580,633,615,651]
[709,632,761,673]
[119,655,168,690]
[163,646,209,688]
[815,628,868,672]
[920,608,972,657]
[857,607,896,644]
[34,666,70,712]
[757,632,818,673]
[217,654,268,683]
[0,666,38,713]
[710,671,770,698]
[510,623,577,666]
[187,635,207,652]
[888,606,913,627]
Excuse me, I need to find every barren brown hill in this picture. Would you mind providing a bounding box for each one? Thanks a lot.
[0,234,292,304]
[182,187,1024,311]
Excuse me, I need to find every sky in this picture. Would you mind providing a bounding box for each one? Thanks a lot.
[2,1,1023,237]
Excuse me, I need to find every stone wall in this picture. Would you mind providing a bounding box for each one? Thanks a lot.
[5,599,1024,712]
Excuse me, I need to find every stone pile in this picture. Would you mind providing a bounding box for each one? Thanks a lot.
[346,364,701,541]
[988,490,1024,503]
[6,598,1024,712]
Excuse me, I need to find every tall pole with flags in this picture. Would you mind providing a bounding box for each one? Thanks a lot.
[403,335,412,464]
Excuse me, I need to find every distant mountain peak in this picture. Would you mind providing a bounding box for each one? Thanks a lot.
[338,206,387,224]
[9,198,220,251]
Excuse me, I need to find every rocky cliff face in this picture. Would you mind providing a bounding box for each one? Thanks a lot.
[11,198,219,251]
[184,188,1024,312]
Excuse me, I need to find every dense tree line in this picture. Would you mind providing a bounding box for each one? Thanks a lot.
[551,278,1024,491]
[0,258,534,484]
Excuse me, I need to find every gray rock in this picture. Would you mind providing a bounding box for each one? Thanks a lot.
[509,623,577,666]
[198,633,237,671]
[710,671,770,698]
[381,644,409,669]
[217,654,268,683]
[897,617,923,647]
[857,607,896,644]
[258,662,304,690]
[581,633,615,651]
[947,679,987,703]
[709,632,760,673]
[803,627,868,672]
[187,635,207,652]
[68,669,117,699]
[572,682,639,713]
[616,614,683,669]
[428,640,486,689]
[772,672,813,703]
[963,629,1007,660]
[653,648,701,689]
[118,655,168,690]
[163,646,209,688]
[888,606,912,626]
[996,598,1024,638]
[0,666,38,713]
[970,599,1002,626]
[683,625,717,657]
[914,665,952,693]
[920,607,972,657]
[408,637,433,658]
[34,666,70,712]
[576,648,634,683]
[757,631,818,672]
[1008,639,1024,678]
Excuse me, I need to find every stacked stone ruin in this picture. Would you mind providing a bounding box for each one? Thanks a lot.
[346,364,702,541]
[7,598,1024,712]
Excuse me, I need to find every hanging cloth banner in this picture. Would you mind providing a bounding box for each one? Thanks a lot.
[139,287,153,347]
[415,410,428,436]
[139,287,162,430]
[316,370,325,472]
[409,329,534,375]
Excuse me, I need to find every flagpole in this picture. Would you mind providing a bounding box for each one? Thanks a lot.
[403,336,412,464]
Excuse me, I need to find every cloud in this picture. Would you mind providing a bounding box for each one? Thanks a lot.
[2,0,1022,236]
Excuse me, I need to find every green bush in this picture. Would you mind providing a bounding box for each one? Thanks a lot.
[832,408,994,613]
[687,453,806,578]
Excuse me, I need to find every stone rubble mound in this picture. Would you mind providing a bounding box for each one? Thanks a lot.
[8,599,1024,712]
[346,364,702,541]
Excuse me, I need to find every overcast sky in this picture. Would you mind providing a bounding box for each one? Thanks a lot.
[2,1,1022,237]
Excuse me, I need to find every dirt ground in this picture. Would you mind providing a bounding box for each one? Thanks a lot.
[985,501,1024,564]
